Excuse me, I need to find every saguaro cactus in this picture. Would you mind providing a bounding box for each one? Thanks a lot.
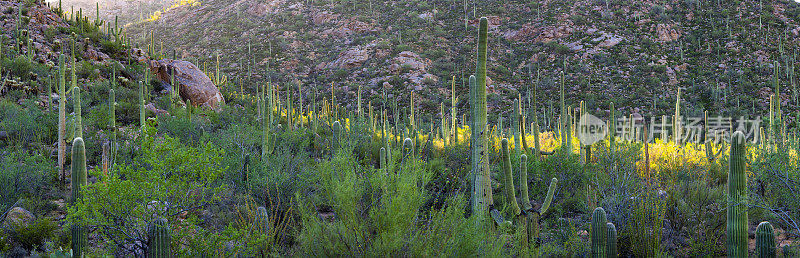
[609,102,616,155]
[379,147,387,172]
[674,87,682,145]
[591,207,608,258]
[519,155,532,211]
[560,71,567,155]
[402,138,414,166]
[727,131,748,258]
[756,221,775,258]
[755,221,776,258]
[500,139,521,218]
[255,207,270,234]
[146,218,171,258]
[58,54,67,188]
[607,222,618,258]
[471,17,492,228]
[73,85,82,139]
[518,153,558,256]
[70,137,88,256]
[500,138,527,253]
[513,98,522,158]
[139,81,145,129]
[109,88,116,140]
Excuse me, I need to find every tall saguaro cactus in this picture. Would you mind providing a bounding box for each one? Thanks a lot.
[58,54,67,188]
[471,17,492,228]
[609,102,616,155]
[531,71,542,161]
[674,87,682,145]
[146,218,172,258]
[727,131,748,258]
[70,137,88,257]
[591,207,608,258]
[559,71,570,155]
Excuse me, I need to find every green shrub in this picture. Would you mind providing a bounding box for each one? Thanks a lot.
[0,149,56,213]
[9,218,58,251]
[67,125,227,256]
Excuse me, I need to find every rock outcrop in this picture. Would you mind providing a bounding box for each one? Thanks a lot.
[149,59,225,109]
[2,207,34,228]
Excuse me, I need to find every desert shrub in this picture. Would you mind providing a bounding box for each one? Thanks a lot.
[0,150,56,213]
[7,218,58,251]
[0,100,57,147]
[67,125,228,256]
[541,218,589,256]
[158,112,212,145]
[750,146,800,239]
[668,179,725,256]
[294,138,503,256]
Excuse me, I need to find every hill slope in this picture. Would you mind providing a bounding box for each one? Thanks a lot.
[64,0,800,121]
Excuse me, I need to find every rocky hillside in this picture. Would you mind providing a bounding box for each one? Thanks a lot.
[61,0,800,121]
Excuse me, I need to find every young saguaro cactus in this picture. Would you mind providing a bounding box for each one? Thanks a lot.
[607,222,618,258]
[379,147,387,172]
[755,221,776,258]
[70,137,88,257]
[109,88,116,140]
[591,207,608,258]
[332,120,342,150]
[402,138,414,166]
[255,207,270,234]
[147,218,172,258]
[471,17,492,229]
[139,81,146,129]
[727,131,748,258]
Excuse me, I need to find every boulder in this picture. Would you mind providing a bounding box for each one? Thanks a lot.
[145,103,170,117]
[389,51,429,74]
[2,207,34,228]
[656,23,681,42]
[84,46,110,63]
[326,44,374,69]
[148,59,225,109]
